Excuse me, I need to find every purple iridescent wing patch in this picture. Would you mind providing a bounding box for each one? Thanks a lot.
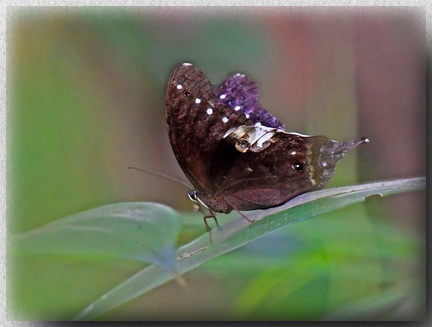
[215,73,285,130]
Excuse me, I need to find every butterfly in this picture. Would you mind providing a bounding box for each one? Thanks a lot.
[165,63,368,230]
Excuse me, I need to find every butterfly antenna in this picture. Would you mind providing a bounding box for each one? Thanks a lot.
[127,167,192,189]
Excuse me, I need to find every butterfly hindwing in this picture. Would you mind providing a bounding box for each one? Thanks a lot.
[204,131,328,211]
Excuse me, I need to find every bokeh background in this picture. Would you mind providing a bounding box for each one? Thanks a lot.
[8,7,425,320]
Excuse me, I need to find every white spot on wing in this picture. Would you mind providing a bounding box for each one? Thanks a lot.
[223,125,253,139]
[222,117,229,123]
[195,98,201,104]
[176,84,183,89]
[289,132,312,137]
[256,132,274,147]
[245,114,250,118]
[255,122,261,126]
[219,94,227,100]
[234,105,241,111]
[223,126,237,138]
[224,125,278,152]
[206,108,213,115]
[291,151,297,155]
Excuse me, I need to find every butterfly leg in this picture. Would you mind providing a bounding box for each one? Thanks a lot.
[225,199,255,223]
[200,210,219,243]
[203,210,219,232]
[203,216,212,233]
[235,210,255,223]
[209,209,220,228]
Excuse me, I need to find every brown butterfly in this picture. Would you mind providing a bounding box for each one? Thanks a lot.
[166,63,368,230]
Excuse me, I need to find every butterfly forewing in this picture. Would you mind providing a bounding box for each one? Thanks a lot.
[166,63,251,193]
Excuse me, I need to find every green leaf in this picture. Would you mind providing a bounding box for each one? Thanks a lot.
[11,202,182,271]
[69,177,424,320]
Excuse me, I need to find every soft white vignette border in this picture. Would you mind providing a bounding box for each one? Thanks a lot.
[0,1,429,325]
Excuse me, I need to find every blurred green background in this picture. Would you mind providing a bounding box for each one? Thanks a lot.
[8,7,425,320]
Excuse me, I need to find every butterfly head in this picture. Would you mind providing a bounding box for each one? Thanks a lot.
[187,190,201,212]
[187,190,233,214]
[188,189,215,213]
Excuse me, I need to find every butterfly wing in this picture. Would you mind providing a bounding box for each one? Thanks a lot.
[215,73,285,129]
[206,130,367,211]
[166,63,251,193]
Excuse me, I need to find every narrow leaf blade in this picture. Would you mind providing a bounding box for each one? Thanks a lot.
[72,177,425,320]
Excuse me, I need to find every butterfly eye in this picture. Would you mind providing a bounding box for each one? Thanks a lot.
[291,161,305,172]
[187,190,198,202]
[184,91,191,98]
